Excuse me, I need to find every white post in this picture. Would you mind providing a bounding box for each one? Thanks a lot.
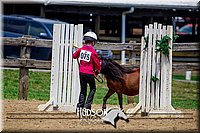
[139,37,145,102]
[66,24,74,105]
[150,22,157,110]
[52,24,61,107]
[58,24,65,106]
[146,24,153,112]
[121,13,126,65]
[160,25,167,110]
[74,24,83,106]
[62,24,70,104]
[121,51,126,65]
[186,71,192,81]
[141,25,149,113]
[71,25,78,107]
[155,24,162,109]
[166,25,173,109]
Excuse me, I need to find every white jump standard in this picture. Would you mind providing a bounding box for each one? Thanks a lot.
[126,23,181,117]
[38,24,83,112]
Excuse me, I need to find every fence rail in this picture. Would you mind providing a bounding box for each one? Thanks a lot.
[2,37,199,50]
[2,37,199,61]
[96,42,199,52]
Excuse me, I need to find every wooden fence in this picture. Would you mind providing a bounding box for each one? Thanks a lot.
[1,36,199,100]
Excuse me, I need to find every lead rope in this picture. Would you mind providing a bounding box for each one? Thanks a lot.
[95,74,104,83]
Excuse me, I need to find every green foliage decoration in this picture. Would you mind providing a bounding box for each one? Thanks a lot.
[143,36,149,50]
[151,75,159,82]
[173,34,179,42]
[155,35,171,57]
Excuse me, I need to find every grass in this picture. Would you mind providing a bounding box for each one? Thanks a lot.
[172,81,199,109]
[173,74,200,81]
[2,69,199,109]
[94,81,128,105]
[3,69,51,101]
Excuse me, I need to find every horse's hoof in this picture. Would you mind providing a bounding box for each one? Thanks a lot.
[102,105,106,111]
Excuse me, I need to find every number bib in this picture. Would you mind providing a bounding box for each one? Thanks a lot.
[80,50,92,62]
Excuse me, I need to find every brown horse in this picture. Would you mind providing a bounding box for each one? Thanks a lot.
[100,59,140,111]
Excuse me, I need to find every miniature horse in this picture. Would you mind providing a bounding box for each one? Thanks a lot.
[100,59,140,111]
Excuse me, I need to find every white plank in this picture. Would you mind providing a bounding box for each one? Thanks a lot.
[146,24,153,112]
[38,100,53,111]
[62,24,70,104]
[131,36,144,114]
[141,25,148,113]
[126,101,142,116]
[50,24,59,101]
[139,36,145,102]
[71,25,78,106]
[67,24,74,105]
[160,25,167,109]
[169,26,173,109]
[53,24,61,107]
[77,24,83,47]
[74,24,83,107]
[166,25,173,108]
[71,58,76,108]
[150,22,157,110]
[155,23,162,109]
[163,25,167,110]
[58,24,65,106]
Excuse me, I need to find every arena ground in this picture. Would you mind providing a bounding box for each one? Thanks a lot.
[2,100,199,132]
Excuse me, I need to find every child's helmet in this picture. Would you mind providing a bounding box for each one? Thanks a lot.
[83,31,97,41]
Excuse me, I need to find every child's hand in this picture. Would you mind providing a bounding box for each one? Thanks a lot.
[94,70,100,77]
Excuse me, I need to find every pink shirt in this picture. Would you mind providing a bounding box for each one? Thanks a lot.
[72,45,101,75]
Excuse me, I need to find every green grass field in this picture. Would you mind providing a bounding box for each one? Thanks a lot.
[173,74,200,81]
[2,69,199,109]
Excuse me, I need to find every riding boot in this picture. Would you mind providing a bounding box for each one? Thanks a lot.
[85,89,96,109]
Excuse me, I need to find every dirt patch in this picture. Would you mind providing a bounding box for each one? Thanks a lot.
[2,100,199,132]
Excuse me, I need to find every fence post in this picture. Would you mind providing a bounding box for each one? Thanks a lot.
[127,49,136,104]
[18,36,31,100]
[185,70,192,80]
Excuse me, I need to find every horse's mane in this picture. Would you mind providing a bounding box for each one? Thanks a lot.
[100,59,135,84]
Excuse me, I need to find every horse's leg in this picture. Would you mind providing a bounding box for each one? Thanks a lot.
[117,93,123,111]
[102,89,115,110]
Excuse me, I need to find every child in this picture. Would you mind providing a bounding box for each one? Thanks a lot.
[73,31,101,111]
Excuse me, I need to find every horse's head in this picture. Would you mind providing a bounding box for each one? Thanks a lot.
[100,58,113,75]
